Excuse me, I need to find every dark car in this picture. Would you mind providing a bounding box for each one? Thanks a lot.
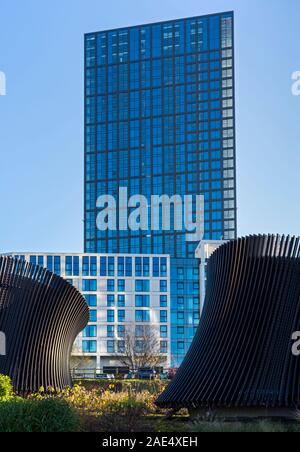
[138,368,156,380]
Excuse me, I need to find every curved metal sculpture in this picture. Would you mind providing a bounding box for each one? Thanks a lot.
[0,256,89,393]
[157,235,300,415]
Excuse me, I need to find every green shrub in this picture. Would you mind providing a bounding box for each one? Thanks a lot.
[0,375,13,402]
[0,398,79,432]
[77,379,168,395]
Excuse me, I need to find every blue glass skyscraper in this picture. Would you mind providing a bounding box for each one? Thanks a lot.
[84,12,237,366]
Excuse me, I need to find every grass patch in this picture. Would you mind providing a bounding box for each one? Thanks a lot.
[187,419,300,433]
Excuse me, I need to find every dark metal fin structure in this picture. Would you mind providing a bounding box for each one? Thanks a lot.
[0,256,89,393]
[156,235,300,411]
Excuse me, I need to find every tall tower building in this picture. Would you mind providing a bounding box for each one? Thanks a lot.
[84,11,237,366]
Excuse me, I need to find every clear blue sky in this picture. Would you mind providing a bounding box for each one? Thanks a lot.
[0,0,299,253]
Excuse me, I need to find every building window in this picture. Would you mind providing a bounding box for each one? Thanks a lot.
[90,257,97,276]
[177,327,184,338]
[107,325,115,338]
[108,257,115,276]
[107,295,115,307]
[83,325,97,338]
[53,256,61,275]
[135,325,149,337]
[118,310,125,323]
[177,312,184,324]
[118,325,125,338]
[160,311,168,323]
[135,310,150,323]
[143,258,150,276]
[160,258,167,276]
[193,267,199,276]
[160,280,168,292]
[100,256,107,276]
[160,341,168,354]
[82,340,97,353]
[193,312,200,322]
[118,295,125,307]
[118,257,125,276]
[118,340,125,353]
[177,341,184,352]
[118,280,125,292]
[107,340,115,353]
[160,295,168,307]
[107,310,115,323]
[107,280,115,292]
[153,257,160,277]
[135,280,150,292]
[135,295,150,308]
[177,297,184,306]
[84,294,97,307]
[73,256,79,276]
[46,256,53,272]
[89,310,97,323]
[82,256,89,276]
[135,257,142,277]
[135,340,145,353]
[193,282,199,292]
[66,256,73,276]
[125,257,132,276]
[82,279,97,292]
[160,326,168,338]
[177,267,184,277]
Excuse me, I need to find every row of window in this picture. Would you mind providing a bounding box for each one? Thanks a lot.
[86,135,234,155]
[17,256,168,278]
[85,234,229,256]
[105,324,168,339]
[86,58,232,78]
[87,115,232,149]
[84,293,168,307]
[87,160,235,182]
[85,294,168,310]
[66,256,167,277]
[85,309,199,326]
[173,311,200,323]
[86,84,233,110]
[86,142,233,158]
[81,279,168,293]
[105,309,168,323]
[85,16,232,67]
[83,339,170,354]
[84,324,169,339]
[86,78,233,103]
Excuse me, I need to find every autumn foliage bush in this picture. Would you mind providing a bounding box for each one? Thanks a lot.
[0,376,168,432]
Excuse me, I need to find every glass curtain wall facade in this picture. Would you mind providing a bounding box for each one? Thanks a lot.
[84,12,237,366]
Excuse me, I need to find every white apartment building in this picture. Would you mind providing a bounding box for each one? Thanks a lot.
[5,253,171,374]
